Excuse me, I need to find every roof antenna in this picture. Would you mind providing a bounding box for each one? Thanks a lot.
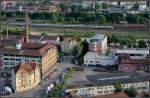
[24,4,29,43]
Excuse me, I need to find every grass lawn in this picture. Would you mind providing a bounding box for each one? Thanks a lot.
[30,27,149,39]
[2,26,149,39]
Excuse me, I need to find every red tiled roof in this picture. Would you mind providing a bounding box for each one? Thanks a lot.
[13,63,37,74]
[0,41,54,56]
[22,43,46,49]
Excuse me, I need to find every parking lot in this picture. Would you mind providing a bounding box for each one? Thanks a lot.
[65,66,110,86]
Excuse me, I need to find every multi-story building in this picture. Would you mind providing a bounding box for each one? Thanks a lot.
[61,37,77,54]
[115,49,149,59]
[0,0,21,12]
[0,40,57,79]
[84,52,116,66]
[12,63,40,92]
[0,10,57,79]
[21,5,60,13]
[66,72,149,97]
[118,54,149,72]
[89,34,107,54]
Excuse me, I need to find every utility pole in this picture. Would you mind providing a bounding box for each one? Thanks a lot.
[148,0,150,73]
[0,4,2,40]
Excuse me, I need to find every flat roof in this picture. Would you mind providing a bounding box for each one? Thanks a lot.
[115,49,149,54]
[66,72,149,89]
[90,34,106,43]
[87,72,149,86]
[84,52,114,59]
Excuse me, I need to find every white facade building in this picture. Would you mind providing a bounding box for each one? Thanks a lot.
[61,37,77,54]
[115,49,149,59]
[84,52,116,66]
[66,72,149,97]
[66,82,149,97]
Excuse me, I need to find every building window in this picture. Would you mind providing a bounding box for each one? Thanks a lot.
[95,61,100,63]
[142,87,147,89]
[10,58,15,60]
[4,54,9,56]
[4,62,9,65]
[88,88,94,90]
[10,54,15,56]
[10,67,13,70]
[4,67,9,70]
[10,62,15,65]
[31,59,35,62]
[37,60,41,63]
[4,58,9,60]
[16,55,21,57]
[97,91,103,94]
[25,59,29,63]
[110,90,114,92]
[16,59,21,61]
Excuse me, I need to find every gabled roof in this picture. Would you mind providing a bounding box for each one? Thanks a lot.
[13,63,37,74]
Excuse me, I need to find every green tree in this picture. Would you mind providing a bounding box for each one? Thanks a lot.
[41,32,48,37]
[111,34,118,45]
[120,39,128,47]
[58,16,65,23]
[59,1,69,12]
[71,4,79,12]
[136,15,146,24]
[124,85,138,97]
[114,82,123,93]
[72,41,86,65]
[66,17,76,24]
[101,3,108,9]
[138,40,147,48]
[81,39,89,56]
[51,13,59,23]
[98,15,107,24]
[127,34,136,48]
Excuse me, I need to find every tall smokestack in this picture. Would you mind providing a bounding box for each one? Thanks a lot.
[6,25,8,39]
[25,6,29,43]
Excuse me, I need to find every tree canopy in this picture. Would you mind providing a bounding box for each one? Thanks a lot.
[124,85,138,97]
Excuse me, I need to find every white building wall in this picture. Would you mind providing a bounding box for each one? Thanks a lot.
[66,81,149,97]
[84,57,116,66]
[115,49,149,59]
[101,36,107,54]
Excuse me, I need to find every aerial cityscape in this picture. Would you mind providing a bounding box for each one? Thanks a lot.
[0,0,149,98]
